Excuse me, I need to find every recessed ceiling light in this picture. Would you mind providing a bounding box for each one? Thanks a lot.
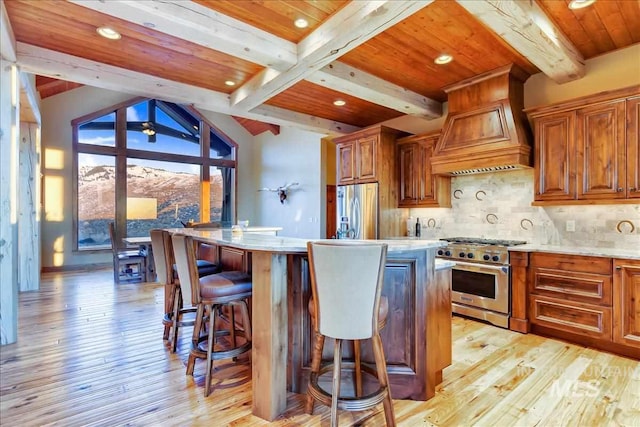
[225,80,236,86]
[333,100,346,106]
[294,18,309,29]
[434,54,453,65]
[568,0,596,9]
[96,26,121,40]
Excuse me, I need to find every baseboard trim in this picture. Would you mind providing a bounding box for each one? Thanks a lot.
[42,263,111,273]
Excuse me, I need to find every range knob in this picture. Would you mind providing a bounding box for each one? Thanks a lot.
[492,255,501,262]
[467,253,474,259]
[437,249,444,255]
[459,252,466,258]
[483,254,490,261]
[445,250,451,257]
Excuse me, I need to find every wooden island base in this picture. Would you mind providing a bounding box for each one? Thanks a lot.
[185,230,449,421]
[286,248,452,402]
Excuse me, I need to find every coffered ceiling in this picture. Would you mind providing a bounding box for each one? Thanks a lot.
[2,0,639,135]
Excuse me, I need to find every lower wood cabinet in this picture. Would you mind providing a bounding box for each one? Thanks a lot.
[526,252,639,359]
[220,246,250,273]
[613,259,640,348]
[528,252,613,340]
[529,295,612,340]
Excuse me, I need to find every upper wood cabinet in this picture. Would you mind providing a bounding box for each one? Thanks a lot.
[336,142,356,184]
[396,132,451,207]
[527,86,639,205]
[334,125,404,185]
[533,111,576,201]
[577,99,626,199]
[613,259,640,348]
[627,96,640,199]
[334,125,408,238]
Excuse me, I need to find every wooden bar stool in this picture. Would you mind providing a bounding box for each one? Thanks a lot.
[172,233,252,397]
[150,229,221,351]
[306,241,395,427]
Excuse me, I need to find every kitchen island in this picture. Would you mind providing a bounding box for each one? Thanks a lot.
[167,229,449,421]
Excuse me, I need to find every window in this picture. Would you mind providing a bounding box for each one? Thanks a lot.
[77,153,115,249]
[73,98,237,251]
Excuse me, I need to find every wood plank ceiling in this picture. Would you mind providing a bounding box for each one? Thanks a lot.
[3,0,639,135]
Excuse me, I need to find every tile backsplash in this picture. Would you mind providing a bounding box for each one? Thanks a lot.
[411,169,639,250]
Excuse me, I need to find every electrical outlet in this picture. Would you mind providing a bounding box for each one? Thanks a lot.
[565,220,576,232]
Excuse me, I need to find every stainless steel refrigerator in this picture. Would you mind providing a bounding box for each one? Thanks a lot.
[336,182,378,239]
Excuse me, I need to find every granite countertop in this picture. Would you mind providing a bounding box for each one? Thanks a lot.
[166,228,446,253]
[509,244,640,260]
[435,259,456,270]
[243,226,283,232]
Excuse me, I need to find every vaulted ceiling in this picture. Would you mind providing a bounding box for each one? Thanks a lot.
[2,0,639,135]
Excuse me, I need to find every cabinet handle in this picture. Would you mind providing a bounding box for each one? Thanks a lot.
[630,188,637,192]
[486,213,498,224]
[616,220,635,233]
[617,187,623,192]
[616,266,622,270]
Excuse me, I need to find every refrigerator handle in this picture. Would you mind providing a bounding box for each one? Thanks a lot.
[352,196,360,238]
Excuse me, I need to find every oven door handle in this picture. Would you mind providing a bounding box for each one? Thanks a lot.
[452,260,508,275]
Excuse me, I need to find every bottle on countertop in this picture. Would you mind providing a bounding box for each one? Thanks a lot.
[406,216,414,237]
[415,217,421,238]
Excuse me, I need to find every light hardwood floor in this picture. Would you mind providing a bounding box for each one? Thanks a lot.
[1,268,638,426]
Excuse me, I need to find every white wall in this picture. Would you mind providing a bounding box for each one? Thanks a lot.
[525,44,640,108]
[251,126,325,238]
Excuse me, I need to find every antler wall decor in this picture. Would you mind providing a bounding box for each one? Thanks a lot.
[258,182,300,204]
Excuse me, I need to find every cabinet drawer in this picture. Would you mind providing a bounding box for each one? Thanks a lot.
[530,252,611,275]
[529,295,612,340]
[531,268,612,305]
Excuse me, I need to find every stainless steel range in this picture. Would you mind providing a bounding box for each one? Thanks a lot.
[436,237,527,328]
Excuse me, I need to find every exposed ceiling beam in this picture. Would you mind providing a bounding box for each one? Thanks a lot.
[1,0,17,62]
[69,0,297,71]
[16,43,360,136]
[71,0,441,119]
[230,0,435,111]
[457,0,585,83]
[309,61,442,119]
[19,72,41,124]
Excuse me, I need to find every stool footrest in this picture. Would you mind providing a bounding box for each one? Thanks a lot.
[191,330,251,360]
[307,363,388,412]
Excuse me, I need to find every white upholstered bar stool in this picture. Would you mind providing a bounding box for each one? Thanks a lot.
[172,233,252,397]
[306,241,395,427]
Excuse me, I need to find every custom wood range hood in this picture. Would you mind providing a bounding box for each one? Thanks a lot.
[431,64,533,176]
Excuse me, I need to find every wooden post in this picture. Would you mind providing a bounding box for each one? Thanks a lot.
[18,122,41,291]
[0,59,20,344]
[251,251,288,420]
